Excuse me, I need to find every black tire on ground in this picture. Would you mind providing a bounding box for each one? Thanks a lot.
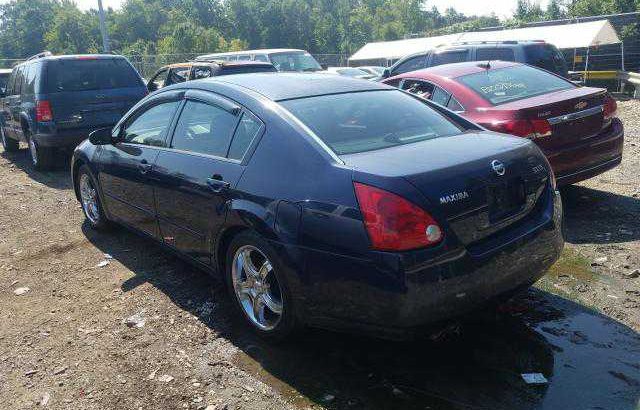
[76,164,110,230]
[225,230,298,341]
[1,125,19,152]
[26,130,55,170]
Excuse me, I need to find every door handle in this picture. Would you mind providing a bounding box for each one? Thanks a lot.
[138,159,152,174]
[206,174,230,193]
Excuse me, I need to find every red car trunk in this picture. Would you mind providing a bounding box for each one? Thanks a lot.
[386,61,624,186]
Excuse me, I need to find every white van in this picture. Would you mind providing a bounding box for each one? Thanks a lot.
[195,48,324,72]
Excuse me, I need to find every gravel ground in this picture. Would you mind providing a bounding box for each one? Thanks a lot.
[0,101,639,409]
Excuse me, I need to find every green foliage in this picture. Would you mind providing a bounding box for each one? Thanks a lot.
[0,0,637,62]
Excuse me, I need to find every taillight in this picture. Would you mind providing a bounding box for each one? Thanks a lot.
[36,100,53,122]
[353,182,443,251]
[603,95,617,120]
[486,118,551,140]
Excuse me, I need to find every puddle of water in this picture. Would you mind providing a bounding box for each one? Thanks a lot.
[229,290,640,410]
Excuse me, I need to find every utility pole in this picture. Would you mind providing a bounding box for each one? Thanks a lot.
[97,0,111,53]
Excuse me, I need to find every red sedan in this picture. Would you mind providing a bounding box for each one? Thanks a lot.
[383,61,624,186]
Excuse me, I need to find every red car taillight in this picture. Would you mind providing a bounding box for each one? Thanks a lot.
[353,182,443,251]
[36,100,53,122]
[603,94,617,120]
[487,118,551,140]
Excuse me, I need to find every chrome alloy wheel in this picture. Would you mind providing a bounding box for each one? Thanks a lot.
[79,173,100,224]
[232,245,283,331]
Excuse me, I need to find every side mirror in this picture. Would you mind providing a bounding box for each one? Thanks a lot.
[320,63,328,70]
[147,82,158,92]
[382,68,390,79]
[89,127,114,145]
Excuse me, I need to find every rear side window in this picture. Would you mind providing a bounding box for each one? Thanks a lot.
[0,73,10,91]
[122,101,180,146]
[476,48,515,62]
[402,79,435,99]
[431,50,468,66]
[431,87,451,107]
[167,68,189,85]
[458,65,574,105]
[23,63,37,94]
[171,100,238,157]
[46,58,142,92]
[524,44,567,75]
[281,90,463,155]
[228,112,262,160]
[392,55,426,75]
[254,54,269,62]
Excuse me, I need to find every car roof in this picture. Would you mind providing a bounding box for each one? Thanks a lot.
[406,60,522,79]
[196,49,307,60]
[197,72,390,101]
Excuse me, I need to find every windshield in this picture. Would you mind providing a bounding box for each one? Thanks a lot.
[458,65,574,105]
[280,90,463,155]
[337,68,369,77]
[46,58,142,92]
[269,52,322,72]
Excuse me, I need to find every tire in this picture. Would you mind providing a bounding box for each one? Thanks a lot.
[26,131,54,170]
[76,165,110,230]
[1,125,19,152]
[225,231,298,341]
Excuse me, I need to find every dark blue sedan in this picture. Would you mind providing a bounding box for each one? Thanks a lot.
[71,73,564,340]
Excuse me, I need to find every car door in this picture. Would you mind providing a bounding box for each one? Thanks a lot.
[98,91,182,237]
[153,90,263,265]
[1,68,16,139]
[7,65,25,141]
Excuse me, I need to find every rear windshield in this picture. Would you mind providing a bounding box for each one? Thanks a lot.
[46,58,142,92]
[458,65,574,105]
[280,90,463,155]
[269,52,322,72]
[218,65,277,75]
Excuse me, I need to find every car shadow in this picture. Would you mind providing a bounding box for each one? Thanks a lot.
[82,222,640,410]
[0,147,73,190]
[561,184,640,244]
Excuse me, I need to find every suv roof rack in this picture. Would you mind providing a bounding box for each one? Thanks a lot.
[26,51,53,61]
[445,40,545,46]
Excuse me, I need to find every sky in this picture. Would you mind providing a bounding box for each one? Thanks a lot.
[428,0,550,19]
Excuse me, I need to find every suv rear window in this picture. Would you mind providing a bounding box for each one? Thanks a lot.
[46,58,142,92]
[218,65,277,75]
[458,64,574,105]
[280,90,462,155]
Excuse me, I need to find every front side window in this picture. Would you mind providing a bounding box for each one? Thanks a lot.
[253,54,269,62]
[402,79,435,99]
[281,90,463,155]
[166,68,189,86]
[458,64,574,105]
[171,100,238,157]
[431,50,468,67]
[122,101,180,146]
[192,66,213,79]
[150,69,168,89]
[392,55,426,76]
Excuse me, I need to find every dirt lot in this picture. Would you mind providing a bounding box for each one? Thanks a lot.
[1,102,639,410]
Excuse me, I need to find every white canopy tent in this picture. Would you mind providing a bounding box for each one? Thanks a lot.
[349,19,621,70]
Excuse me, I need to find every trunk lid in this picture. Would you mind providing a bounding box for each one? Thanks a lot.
[343,132,550,245]
[493,87,608,151]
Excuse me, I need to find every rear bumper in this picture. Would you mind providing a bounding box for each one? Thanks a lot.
[34,128,95,148]
[291,186,563,338]
[548,118,624,186]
